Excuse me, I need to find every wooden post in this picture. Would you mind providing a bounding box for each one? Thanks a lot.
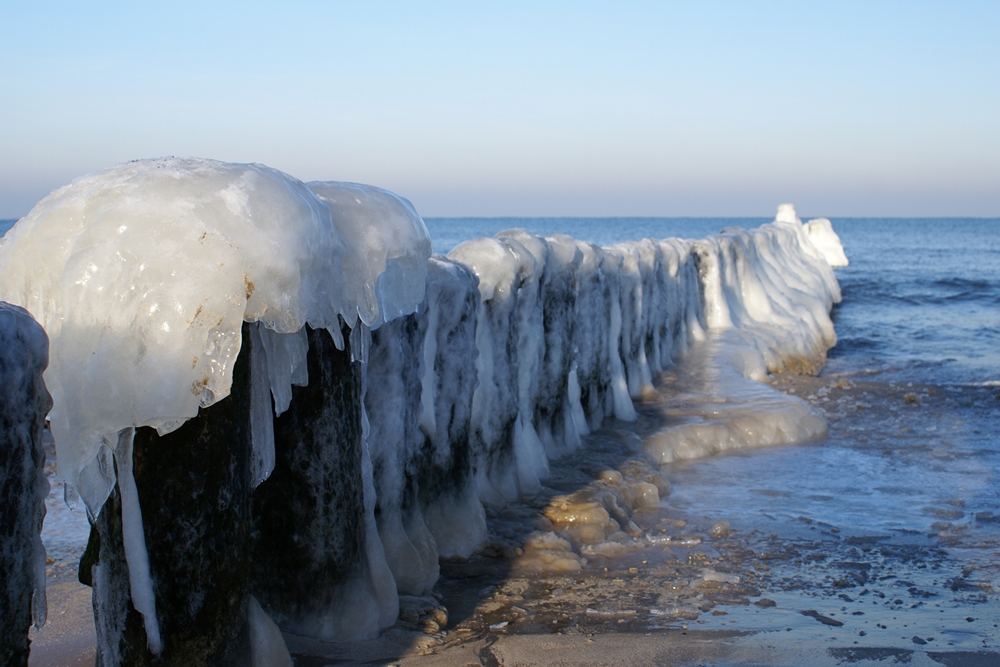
[0,303,52,667]
[83,323,254,666]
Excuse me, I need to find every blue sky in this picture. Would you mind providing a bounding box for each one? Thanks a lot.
[2,1,998,218]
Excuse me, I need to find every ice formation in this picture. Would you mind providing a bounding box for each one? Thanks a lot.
[0,151,846,653]
[643,331,828,464]
[0,160,432,656]
[442,206,839,514]
[447,237,538,505]
[804,216,850,267]
[307,182,431,329]
[0,159,336,516]
[0,302,51,666]
[414,257,487,559]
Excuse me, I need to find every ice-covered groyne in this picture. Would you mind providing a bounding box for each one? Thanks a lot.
[0,303,51,667]
[0,158,845,659]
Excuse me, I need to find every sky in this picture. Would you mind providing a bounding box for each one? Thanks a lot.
[1,1,998,218]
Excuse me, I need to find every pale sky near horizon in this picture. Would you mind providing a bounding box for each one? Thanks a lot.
[2,1,998,218]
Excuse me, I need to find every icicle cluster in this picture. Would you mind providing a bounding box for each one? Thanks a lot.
[369,204,843,595]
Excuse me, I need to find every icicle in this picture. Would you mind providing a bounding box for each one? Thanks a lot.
[418,300,439,436]
[326,321,345,351]
[63,482,79,511]
[248,324,276,488]
[358,363,400,628]
[608,294,636,421]
[113,427,162,654]
[350,323,371,364]
[248,596,293,667]
[566,365,589,437]
[258,326,309,416]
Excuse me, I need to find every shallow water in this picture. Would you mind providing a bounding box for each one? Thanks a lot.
[826,218,1000,386]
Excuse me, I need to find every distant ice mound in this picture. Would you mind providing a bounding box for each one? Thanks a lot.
[804,218,849,267]
[776,202,849,267]
[696,203,841,375]
[641,203,843,464]
[0,158,430,514]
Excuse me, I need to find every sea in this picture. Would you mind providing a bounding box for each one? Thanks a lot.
[5,215,999,656]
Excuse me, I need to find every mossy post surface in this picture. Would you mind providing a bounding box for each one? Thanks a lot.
[250,325,369,634]
[85,323,254,667]
[0,303,52,667]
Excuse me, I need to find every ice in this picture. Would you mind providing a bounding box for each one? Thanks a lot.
[258,326,310,416]
[447,238,528,505]
[415,257,487,559]
[440,204,841,524]
[804,217,850,267]
[639,205,839,462]
[306,182,431,329]
[535,234,586,457]
[510,458,670,574]
[693,208,840,376]
[0,159,435,649]
[513,532,585,575]
[0,302,52,649]
[493,232,550,493]
[609,242,654,398]
[0,162,433,521]
[601,248,638,421]
[0,158,346,516]
[248,324,276,488]
[0,153,849,646]
[248,595,293,667]
[111,427,161,653]
[367,314,440,595]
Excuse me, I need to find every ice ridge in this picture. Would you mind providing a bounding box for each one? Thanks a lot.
[0,157,845,649]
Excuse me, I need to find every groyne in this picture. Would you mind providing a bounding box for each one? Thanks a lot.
[0,158,845,664]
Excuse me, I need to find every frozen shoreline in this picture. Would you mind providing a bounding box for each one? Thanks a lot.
[9,168,996,663]
[2,158,851,662]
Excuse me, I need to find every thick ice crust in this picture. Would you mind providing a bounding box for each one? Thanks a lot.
[0,159,431,519]
[260,200,834,646]
[306,181,431,329]
[442,205,841,516]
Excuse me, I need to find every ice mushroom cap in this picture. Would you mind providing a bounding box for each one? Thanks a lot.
[0,157,347,514]
[307,181,431,329]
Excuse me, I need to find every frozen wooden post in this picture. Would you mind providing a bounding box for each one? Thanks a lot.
[249,325,397,640]
[0,303,52,667]
[81,323,256,666]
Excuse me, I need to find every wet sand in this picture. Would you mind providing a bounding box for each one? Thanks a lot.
[30,374,1000,666]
